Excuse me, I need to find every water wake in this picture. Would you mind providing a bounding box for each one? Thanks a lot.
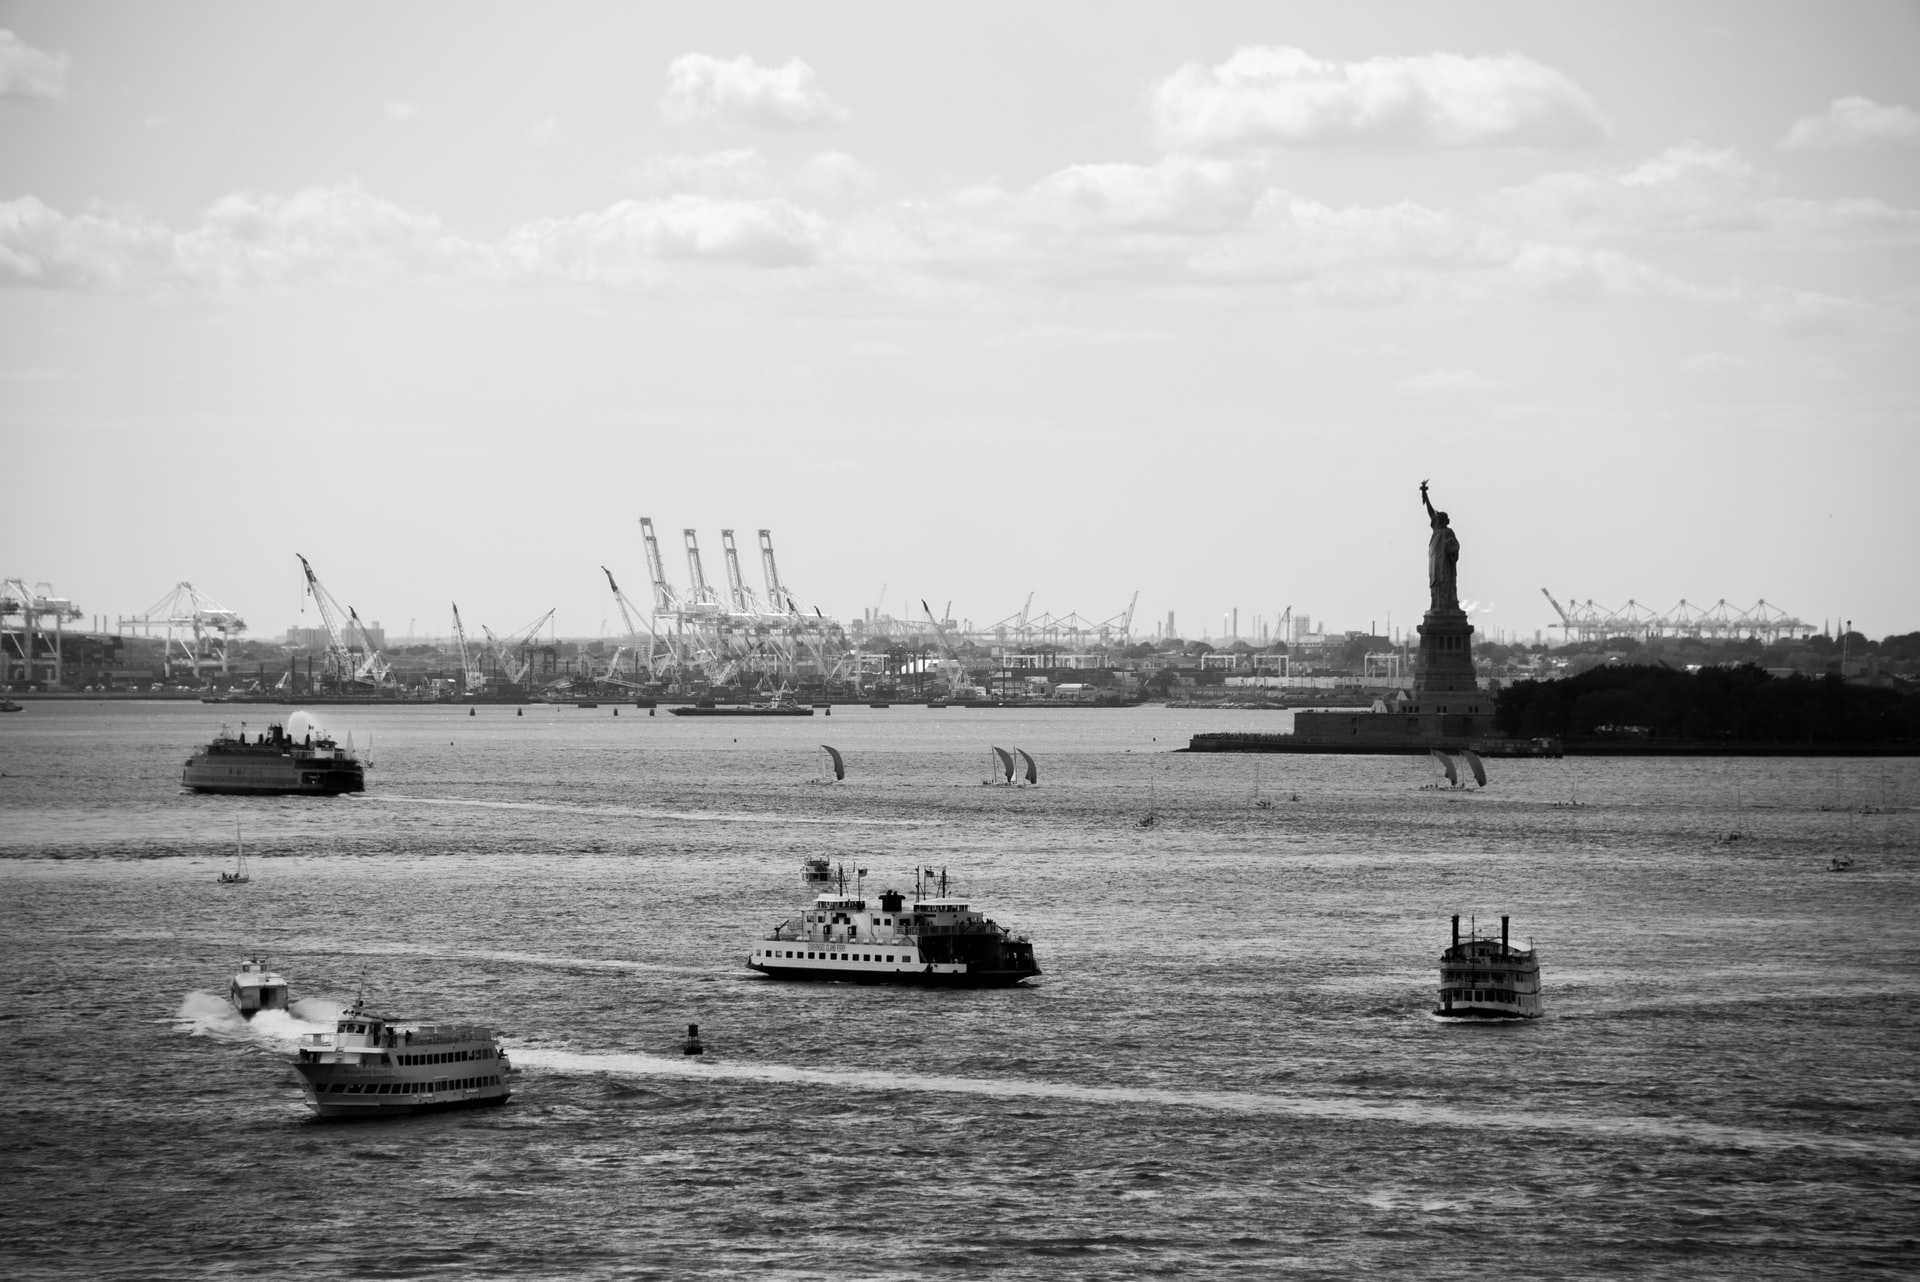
[368,794,929,828]
[173,990,340,1048]
[511,1046,1920,1164]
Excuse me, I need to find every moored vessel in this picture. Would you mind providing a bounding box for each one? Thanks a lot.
[1435,914,1542,1019]
[228,956,290,1018]
[292,999,511,1119]
[182,711,365,796]
[749,864,1040,987]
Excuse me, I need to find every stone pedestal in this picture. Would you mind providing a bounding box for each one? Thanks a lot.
[1414,608,1478,697]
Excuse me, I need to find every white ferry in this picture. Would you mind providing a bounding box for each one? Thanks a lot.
[292,999,512,1119]
[1435,914,1543,1019]
[228,956,290,1019]
[749,864,1040,988]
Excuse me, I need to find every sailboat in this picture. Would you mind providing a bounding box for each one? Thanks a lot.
[986,746,1015,786]
[1252,758,1273,809]
[1138,773,1160,827]
[1015,747,1038,787]
[1429,749,1460,789]
[818,744,845,782]
[218,820,250,884]
[1460,749,1488,788]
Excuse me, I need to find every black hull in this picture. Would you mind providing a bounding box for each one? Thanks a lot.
[670,707,814,717]
[750,963,1037,988]
[1433,1009,1540,1020]
[306,1092,513,1121]
[186,779,364,796]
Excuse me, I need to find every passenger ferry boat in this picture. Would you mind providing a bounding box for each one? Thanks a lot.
[228,956,290,1019]
[182,711,365,796]
[749,863,1040,987]
[292,999,512,1119]
[1435,914,1542,1019]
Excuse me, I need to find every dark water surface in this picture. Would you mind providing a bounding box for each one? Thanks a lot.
[3,702,1916,1279]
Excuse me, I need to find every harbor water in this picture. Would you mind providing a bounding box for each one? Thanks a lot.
[2,702,1916,1279]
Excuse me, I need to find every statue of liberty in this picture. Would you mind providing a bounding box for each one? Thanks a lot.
[1420,480,1459,612]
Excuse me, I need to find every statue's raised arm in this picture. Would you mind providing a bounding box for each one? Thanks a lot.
[1420,480,1459,611]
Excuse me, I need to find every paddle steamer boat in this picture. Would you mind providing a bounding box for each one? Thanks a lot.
[1435,914,1542,1019]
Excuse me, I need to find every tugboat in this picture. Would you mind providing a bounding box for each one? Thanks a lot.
[182,711,365,796]
[228,956,291,1018]
[748,864,1040,987]
[1435,914,1542,1019]
[291,997,511,1119]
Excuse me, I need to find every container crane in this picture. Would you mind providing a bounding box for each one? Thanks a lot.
[719,530,764,615]
[118,582,246,679]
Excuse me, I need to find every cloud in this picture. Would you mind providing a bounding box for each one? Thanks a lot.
[0,28,67,101]
[626,149,778,197]
[1781,96,1920,151]
[1492,143,1920,249]
[1399,368,1501,395]
[504,195,825,278]
[0,186,491,291]
[661,54,846,129]
[385,101,417,122]
[1150,46,1608,152]
[1746,291,1855,337]
[523,116,559,149]
[1678,351,1759,374]
[993,324,1178,349]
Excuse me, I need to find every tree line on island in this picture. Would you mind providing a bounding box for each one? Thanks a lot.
[1494,662,1920,745]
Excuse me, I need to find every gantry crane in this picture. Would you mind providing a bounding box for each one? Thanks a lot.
[118,582,246,679]
[1,578,81,686]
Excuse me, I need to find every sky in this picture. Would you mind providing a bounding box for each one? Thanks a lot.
[3,1,1917,647]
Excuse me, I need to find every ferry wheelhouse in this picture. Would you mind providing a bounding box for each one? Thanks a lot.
[1435,914,1542,1020]
[292,1000,511,1119]
[228,956,290,1019]
[749,864,1040,988]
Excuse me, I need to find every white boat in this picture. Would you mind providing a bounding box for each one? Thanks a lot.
[748,865,1040,987]
[228,956,290,1019]
[1435,915,1542,1019]
[292,998,512,1119]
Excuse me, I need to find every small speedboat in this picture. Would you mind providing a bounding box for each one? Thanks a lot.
[229,956,291,1018]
